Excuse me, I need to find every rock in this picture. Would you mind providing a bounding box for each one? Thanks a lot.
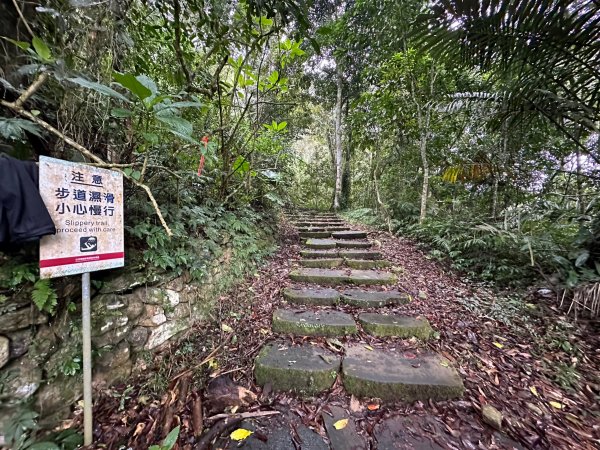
[29,325,59,363]
[96,340,130,368]
[374,416,446,450]
[93,323,131,348]
[335,240,371,249]
[166,303,191,320]
[0,336,9,369]
[298,258,344,268]
[94,359,133,388]
[36,374,82,417]
[300,249,340,259]
[342,345,464,401]
[138,305,167,327]
[128,326,149,349]
[345,259,390,269]
[322,406,367,450]
[7,329,33,359]
[125,300,145,321]
[331,231,367,240]
[272,309,357,337]
[358,314,433,339]
[4,358,42,401]
[299,231,331,239]
[92,293,127,314]
[145,288,181,307]
[305,238,337,249]
[282,288,340,306]
[206,375,258,411]
[338,250,381,260]
[340,290,410,307]
[289,269,396,286]
[254,343,340,396]
[99,271,144,294]
[145,320,188,349]
[0,306,47,332]
[482,404,503,430]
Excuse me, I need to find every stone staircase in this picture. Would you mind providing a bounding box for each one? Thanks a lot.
[253,211,464,403]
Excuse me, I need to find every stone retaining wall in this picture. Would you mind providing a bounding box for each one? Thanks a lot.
[0,233,275,435]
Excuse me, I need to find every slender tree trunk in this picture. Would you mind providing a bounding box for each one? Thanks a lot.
[333,61,343,210]
[341,99,351,209]
[418,132,429,224]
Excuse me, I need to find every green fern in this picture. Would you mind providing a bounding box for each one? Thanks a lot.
[32,279,58,314]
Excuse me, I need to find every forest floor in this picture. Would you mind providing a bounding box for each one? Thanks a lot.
[79,218,600,450]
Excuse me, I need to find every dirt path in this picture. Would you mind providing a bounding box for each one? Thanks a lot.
[87,215,600,449]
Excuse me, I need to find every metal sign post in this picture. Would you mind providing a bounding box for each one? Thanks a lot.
[81,272,93,445]
[38,156,124,446]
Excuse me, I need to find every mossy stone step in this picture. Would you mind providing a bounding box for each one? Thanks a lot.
[289,268,396,286]
[332,231,367,239]
[346,259,390,270]
[300,231,332,239]
[298,227,350,232]
[300,249,340,259]
[254,343,340,396]
[294,222,346,227]
[283,288,340,306]
[335,240,372,249]
[299,258,344,269]
[358,313,433,339]
[338,250,381,260]
[340,289,410,307]
[272,308,357,336]
[342,345,464,401]
[305,238,337,249]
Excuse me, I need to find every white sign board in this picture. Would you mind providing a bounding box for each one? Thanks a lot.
[39,156,124,278]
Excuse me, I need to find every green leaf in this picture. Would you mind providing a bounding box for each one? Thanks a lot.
[32,279,57,314]
[156,114,193,136]
[167,101,203,109]
[574,250,590,268]
[162,426,180,449]
[142,132,159,144]
[0,117,43,140]
[27,442,61,450]
[32,37,52,61]
[166,129,201,145]
[67,77,130,102]
[232,155,250,174]
[112,72,152,101]
[110,108,134,118]
[131,170,142,180]
[276,121,287,131]
[1,37,30,51]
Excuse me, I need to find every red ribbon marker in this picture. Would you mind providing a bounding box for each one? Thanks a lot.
[198,136,209,177]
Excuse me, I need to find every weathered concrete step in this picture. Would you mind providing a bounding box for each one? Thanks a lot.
[289,268,396,286]
[299,231,331,239]
[299,258,344,268]
[335,240,372,249]
[339,250,382,260]
[305,238,337,249]
[340,289,410,307]
[332,231,367,239]
[342,345,464,401]
[254,343,340,396]
[358,313,433,339]
[346,259,390,269]
[294,222,346,227]
[322,406,367,450]
[272,308,357,337]
[298,258,389,270]
[283,287,340,306]
[300,249,382,260]
[298,227,350,232]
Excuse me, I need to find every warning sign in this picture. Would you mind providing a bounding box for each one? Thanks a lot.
[39,156,124,278]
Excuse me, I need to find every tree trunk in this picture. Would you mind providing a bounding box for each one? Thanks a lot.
[418,132,429,224]
[333,61,343,210]
[341,102,352,209]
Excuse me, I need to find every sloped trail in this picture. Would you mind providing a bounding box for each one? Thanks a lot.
[88,212,600,449]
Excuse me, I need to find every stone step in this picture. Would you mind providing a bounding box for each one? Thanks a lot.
[282,288,340,306]
[299,231,331,239]
[254,343,341,396]
[335,240,372,249]
[272,308,357,337]
[358,313,433,339]
[300,249,340,259]
[294,222,346,227]
[289,268,396,286]
[340,289,410,307]
[342,345,464,401]
[322,406,367,450]
[298,258,344,269]
[332,231,367,240]
[305,238,337,249]
[298,258,389,270]
[345,259,390,269]
[298,227,350,232]
[338,250,382,260]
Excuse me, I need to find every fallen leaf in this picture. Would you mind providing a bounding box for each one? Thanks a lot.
[230,428,253,441]
[222,323,234,333]
[364,345,374,351]
[349,396,361,412]
[439,360,449,367]
[333,418,348,430]
[549,401,563,409]
[530,386,539,397]
[367,403,380,411]
[493,342,504,349]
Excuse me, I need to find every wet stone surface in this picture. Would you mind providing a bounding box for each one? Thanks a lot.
[340,289,410,307]
[289,268,396,286]
[359,313,433,339]
[282,287,340,306]
[272,308,357,337]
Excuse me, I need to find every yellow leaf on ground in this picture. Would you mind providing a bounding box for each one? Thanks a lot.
[493,342,504,349]
[333,418,348,430]
[364,345,374,351]
[230,428,253,441]
[530,386,539,397]
[221,323,234,333]
[439,360,449,367]
[549,401,563,409]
